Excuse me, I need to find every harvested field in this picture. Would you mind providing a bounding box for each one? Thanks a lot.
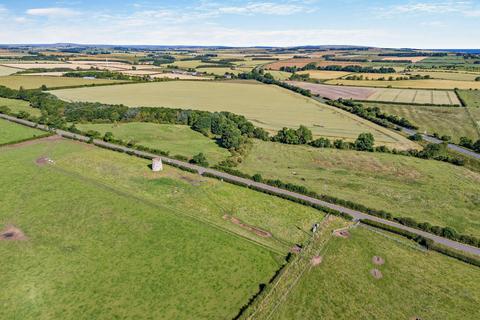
[270,227,480,319]
[52,81,416,149]
[382,56,427,63]
[326,78,480,90]
[0,75,126,89]
[298,70,351,80]
[0,65,18,76]
[288,81,461,105]
[287,81,376,100]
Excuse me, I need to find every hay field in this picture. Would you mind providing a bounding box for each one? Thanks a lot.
[76,122,230,164]
[365,102,480,142]
[0,137,324,319]
[298,70,351,80]
[272,227,480,320]
[0,75,125,89]
[0,65,19,76]
[238,140,480,237]
[289,81,460,105]
[198,67,251,76]
[0,118,45,144]
[0,97,41,117]
[51,81,416,149]
[327,78,480,90]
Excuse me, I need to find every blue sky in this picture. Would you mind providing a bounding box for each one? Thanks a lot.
[0,0,479,48]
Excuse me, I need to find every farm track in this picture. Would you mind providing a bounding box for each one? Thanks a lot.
[1,113,480,256]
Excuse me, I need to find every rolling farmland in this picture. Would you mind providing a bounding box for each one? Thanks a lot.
[238,140,480,237]
[326,78,480,90]
[0,137,325,319]
[288,81,461,105]
[51,81,417,149]
[297,70,351,80]
[364,102,480,142]
[0,75,126,89]
[0,65,18,76]
[76,122,230,164]
[271,227,480,320]
[0,118,45,144]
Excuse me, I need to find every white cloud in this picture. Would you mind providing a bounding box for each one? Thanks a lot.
[378,1,480,17]
[218,2,312,15]
[26,7,79,18]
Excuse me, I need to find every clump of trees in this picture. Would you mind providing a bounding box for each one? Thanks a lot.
[459,136,480,152]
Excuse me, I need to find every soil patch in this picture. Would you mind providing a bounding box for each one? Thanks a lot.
[333,228,350,238]
[372,256,385,265]
[0,225,27,241]
[6,134,61,149]
[370,268,383,279]
[223,214,272,238]
[311,255,323,266]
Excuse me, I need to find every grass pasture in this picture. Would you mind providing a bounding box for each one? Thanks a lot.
[0,97,42,117]
[0,118,45,145]
[272,226,480,320]
[238,140,480,237]
[409,71,480,81]
[326,78,480,90]
[51,81,416,149]
[365,102,480,142]
[76,122,230,164]
[458,90,480,108]
[0,75,125,90]
[0,137,326,319]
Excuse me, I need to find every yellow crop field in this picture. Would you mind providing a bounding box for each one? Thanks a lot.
[51,81,417,149]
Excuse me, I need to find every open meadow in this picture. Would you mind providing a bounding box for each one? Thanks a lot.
[0,75,125,89]
[288,81,461,105]
[237,140,480,237]
[271,226,480,320]
[298,70,352,80]
[51,81,417,149]
[0,118,45,144]
[76,122,230,165]
[364,102,480,142]
[458,90,480,108]
[0,135,327,319]
[0,97,41,117]
[326,78,480,90]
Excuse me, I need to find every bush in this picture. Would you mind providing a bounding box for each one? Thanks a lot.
[190,152,209,167]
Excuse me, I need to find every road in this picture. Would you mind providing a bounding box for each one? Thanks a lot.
[1,113,479,256]
[401,127,480,159]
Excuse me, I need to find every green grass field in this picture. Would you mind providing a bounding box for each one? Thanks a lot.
[238,140,480,237]
[365,102,480,142]
[0,75,125,89]
[0,97,42,117]
[0,118,45,144]
[51,81,417,149]
[272,226,480,320]
[458,90,480,108]
[0,135,328,319]
[298,70,351,80]
[327,78,480,90]
[409,71,480,81]
[76,122,230,164]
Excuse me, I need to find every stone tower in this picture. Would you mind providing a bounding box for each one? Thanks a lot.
[152,157,163,172]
